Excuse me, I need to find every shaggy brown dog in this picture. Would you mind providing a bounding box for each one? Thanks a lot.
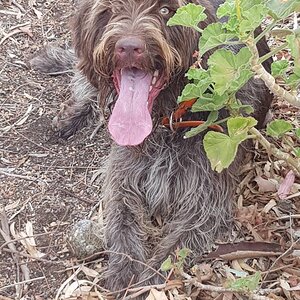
[30,0,273,297]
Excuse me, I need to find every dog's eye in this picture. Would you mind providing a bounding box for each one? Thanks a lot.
[159,7,170,15]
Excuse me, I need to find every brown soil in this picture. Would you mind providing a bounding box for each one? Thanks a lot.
[0,0,109,298]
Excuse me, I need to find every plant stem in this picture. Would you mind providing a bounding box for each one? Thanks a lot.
[214,117,230,125]
[245,36,300,107]
[226,41,245,45]
[193,26,203,33]
[258,42,288,64]
[250,127,300,175]
[254,20,277,44]
[235,0,242,21]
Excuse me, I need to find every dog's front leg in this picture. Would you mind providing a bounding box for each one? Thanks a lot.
[104,198,149,295]
[102,146,150,296]
[53,71,100,138]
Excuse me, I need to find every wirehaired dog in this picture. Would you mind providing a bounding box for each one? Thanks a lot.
[30,0,273,296]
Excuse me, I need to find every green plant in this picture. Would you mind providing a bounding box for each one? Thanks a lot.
[226,272,262,292]
[160,248,191,272]
[167,0,300,174]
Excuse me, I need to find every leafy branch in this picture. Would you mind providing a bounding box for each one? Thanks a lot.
[246,35,300,107]
[167,0,300,175]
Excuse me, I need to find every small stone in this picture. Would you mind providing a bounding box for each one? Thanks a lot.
[68,219,104,259]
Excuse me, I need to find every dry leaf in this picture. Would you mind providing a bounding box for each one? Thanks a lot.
[19,25,33,38]
[2,104,33,132]
[63,281,79,298]
[278,170,295,200]
[81,265,99,278]
[280,279,292,300]
[222,293,234,300]
[236,205,260,225]
[5,200,20,211]
[254,176,277,192]
[64,279,94,298]
[292,250,300,257]
[262,199,277,214]
[286,284,300,291]
[33,8,42,19]
[10,222,45,258]
[238,260,257,273]
[231,260,243,272]
[146,289,168,300]
[191,263,213,282]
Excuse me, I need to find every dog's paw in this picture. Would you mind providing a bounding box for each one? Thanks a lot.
[52,99,81,139]
[104,259,146,298]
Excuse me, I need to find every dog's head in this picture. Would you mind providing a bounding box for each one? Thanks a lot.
[72,0,215,146]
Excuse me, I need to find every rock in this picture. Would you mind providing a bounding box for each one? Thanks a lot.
[68,219,104,259]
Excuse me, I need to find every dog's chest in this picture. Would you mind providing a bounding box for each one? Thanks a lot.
[135,132,207,218]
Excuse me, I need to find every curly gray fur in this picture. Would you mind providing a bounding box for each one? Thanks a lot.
[30,46,75,74]
[52,71,102,138]
[102,132,240,291]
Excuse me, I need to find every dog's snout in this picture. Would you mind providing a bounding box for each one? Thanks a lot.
[115,37,146,60]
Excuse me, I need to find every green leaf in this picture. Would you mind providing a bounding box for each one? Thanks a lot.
[295,128,300,138]
[286,73,300,89]
[178,78,212,103]
[266,120,293,137]
[185,124,209,138]
[177,248,190,260]
[204,116,256,172]
[203,131,241,172]
[267,0,300,20]
[199,23,237,54]
[230,101,254,114]
[293,147,300,157]
[295,66,300,77]
[225,15,240,33]
[177,84,201,102]
[191,93,228,111]
[160,256,173,272]
[271,60,289,77]
[217,0,235,19]
[228,117,257,138]
[185,68,209,82]
[287,33,300,69]
[239,4,268,33]
[167,3,206,29]
[208,48,253,95]
[227,272,261,291]
[217,0,239,33]
[217,0,268,34]
[185,111,219,138]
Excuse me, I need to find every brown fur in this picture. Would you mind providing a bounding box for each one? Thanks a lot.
[30,0,273,298]
[72,0,216,115]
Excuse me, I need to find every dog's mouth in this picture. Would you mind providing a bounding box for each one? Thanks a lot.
[108,67,165,146]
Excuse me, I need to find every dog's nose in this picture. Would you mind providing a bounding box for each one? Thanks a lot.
[115,37,146,60]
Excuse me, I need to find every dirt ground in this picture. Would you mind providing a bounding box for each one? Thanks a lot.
[1,1,300,300]
[1,0,110,298]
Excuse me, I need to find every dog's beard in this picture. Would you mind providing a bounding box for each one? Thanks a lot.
[108,67,164,146]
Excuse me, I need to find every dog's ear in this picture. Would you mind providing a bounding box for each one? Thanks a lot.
[71,0,111,86]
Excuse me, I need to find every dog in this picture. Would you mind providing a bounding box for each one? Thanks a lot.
[30,0,273,297]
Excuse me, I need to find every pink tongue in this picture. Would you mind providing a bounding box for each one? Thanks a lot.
[108,68,153,146]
